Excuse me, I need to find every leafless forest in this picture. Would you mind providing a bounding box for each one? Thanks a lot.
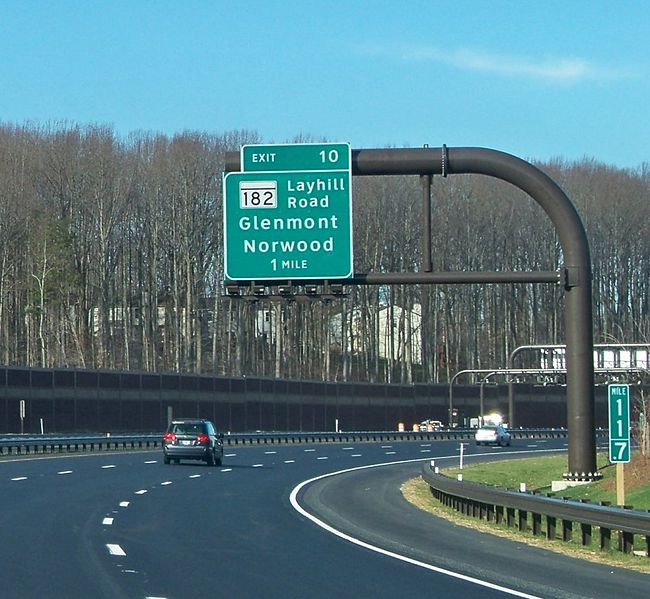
[0,122,648,383]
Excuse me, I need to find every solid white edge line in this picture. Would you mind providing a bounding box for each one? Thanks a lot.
[289,449,564,599]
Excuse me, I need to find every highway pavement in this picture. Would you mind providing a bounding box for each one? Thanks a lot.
[0,438,647,598]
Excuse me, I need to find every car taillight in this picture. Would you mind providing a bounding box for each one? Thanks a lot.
[196,433,209,443]
[163,432,176,442]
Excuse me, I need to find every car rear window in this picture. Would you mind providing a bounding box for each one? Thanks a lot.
[171,422,204,435]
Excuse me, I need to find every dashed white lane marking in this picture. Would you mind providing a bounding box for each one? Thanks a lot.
[144,460,157,464]
[11,477,28,481]
[102,464,116,469]
[189,474,201,479]
[221,468,233,472]
[385,451,396,455]
[381,445,392,449]
[527,444,538,448]
[225,453,237,457]
[120,501,130,508]
[351,454,362,457]
[284,460,296,464]
[252,464,263,468]
[420,449,432,453]
[102,517,114,526]
[342,447,355,450]
[264,451,277,455]
[161,481,173,486]
[317,456,329,460]
[304,449,316,452]
[106,544,126,556]
[135,489,148,495]
[420,443,431,447]
[57,470,73,475]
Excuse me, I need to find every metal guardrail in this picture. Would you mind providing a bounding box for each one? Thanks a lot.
[0,428,572,455]
[421,462,650,557]
[0,434,163,455]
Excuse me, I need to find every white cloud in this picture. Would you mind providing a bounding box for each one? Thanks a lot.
[362,43,635,84]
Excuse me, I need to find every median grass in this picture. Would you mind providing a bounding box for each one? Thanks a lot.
[401,451,650,573]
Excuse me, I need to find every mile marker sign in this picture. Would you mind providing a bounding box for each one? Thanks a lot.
[223,143,353,281]
[608,383,631,463]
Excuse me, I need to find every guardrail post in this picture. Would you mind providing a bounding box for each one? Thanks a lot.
[518,509,528,532]
[546,514,557,539]
[532,512,542,536]
[562,519,573,542]
[619,530,634,554]
[486,504,495,522]
[581,522,592,546]
[600,526,611,551]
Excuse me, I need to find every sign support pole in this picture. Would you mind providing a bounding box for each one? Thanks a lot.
[616,463,625,506]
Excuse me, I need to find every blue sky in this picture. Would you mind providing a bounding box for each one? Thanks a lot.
[1,0,648,168]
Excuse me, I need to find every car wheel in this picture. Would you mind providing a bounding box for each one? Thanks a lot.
[206,449,216,466]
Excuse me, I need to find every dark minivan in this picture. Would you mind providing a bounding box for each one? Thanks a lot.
[163,419,224,466]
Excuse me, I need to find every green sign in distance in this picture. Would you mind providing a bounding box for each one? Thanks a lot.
[223,143,353,281]
[608,383,631,463]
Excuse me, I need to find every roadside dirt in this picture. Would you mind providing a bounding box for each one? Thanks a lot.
[601,453,650,492]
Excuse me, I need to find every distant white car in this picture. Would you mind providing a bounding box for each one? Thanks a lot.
[475,424,511,447]
[419,419,443,431]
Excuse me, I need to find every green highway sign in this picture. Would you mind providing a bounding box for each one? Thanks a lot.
[223,143,353,281]
[608,383,630,463]
[242,142,350,172]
